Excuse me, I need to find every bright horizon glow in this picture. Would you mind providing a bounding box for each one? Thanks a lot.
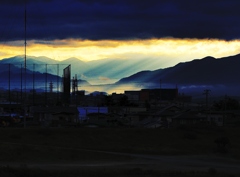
[1,38,240,68]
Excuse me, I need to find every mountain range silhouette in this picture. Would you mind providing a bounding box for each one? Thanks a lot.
[118,54,240,85]
[1,54,240,96]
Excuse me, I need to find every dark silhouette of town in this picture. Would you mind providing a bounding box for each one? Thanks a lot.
[0,62,239,129]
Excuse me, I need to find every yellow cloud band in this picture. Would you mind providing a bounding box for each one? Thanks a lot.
[1,38,240,67]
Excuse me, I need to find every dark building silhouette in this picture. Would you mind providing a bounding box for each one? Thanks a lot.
[140,88,178,101]
[125,88,178,102]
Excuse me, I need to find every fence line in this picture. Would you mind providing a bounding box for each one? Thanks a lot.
[0,64,70,105]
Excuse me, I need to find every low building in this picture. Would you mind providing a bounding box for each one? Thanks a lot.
[141,88,178,101]
[125,88,178,103]
[125,91,140,102]
[30,106,79,127]
[77,107,108,121]
[170,111,208,127]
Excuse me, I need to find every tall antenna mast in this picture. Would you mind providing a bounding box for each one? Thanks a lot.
[24,1,27,128]
[24,1,27,70]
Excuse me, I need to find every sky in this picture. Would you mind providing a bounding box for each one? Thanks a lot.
[1,0,240,68]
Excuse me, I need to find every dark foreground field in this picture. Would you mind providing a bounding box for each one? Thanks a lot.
[0,127,240,177]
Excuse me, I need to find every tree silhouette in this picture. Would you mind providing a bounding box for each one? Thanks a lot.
[213,97,239,110]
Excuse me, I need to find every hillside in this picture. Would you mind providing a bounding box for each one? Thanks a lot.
[0,56,90,90]
[117,54,240,85]
[0,55,169,84]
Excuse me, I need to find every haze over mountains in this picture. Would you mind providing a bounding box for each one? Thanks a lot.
[1,54,240,96]
[118,54,240,96]
[118,54,240,84]
[0,55,169,85]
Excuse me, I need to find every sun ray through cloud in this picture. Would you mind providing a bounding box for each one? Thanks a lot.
[1,38,240,68]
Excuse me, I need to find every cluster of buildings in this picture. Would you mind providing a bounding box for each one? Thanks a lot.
[0,87,239,128]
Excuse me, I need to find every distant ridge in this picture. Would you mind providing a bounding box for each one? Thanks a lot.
[114,54,240,96]
[0,55,173,84]
[117,54,240,85]
[0,55,90,89]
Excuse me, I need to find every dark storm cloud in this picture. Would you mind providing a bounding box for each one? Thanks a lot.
[1,0,240,42]
[0,0,52,5]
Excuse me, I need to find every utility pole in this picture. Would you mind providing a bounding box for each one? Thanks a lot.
[203,89,211,124]
[203,89,211,110]
[24,1,27,128]
[8,64,11,104]
[223,95,228,127]
[159,79,162,101]
[32,64,35,105]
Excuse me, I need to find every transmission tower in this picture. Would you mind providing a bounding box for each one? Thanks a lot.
[72,74,78,95]
[49,81,53,93]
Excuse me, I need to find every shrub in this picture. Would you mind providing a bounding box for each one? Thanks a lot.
[208,167,217,175]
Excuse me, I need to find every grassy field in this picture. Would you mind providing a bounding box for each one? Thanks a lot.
[0,126,239,176]
[0,166,236,177]
[0,126,239,156]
